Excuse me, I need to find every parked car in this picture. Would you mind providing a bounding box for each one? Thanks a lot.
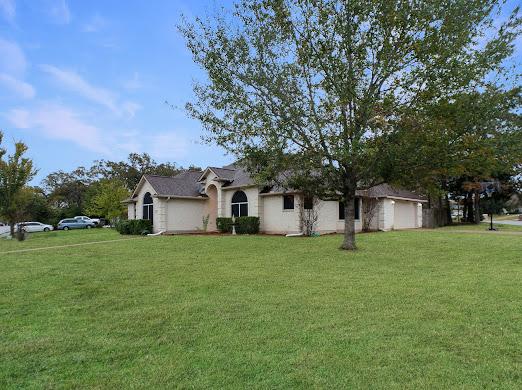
[58,219,96,230]
[16,222,54,232]
[74,216,100,225]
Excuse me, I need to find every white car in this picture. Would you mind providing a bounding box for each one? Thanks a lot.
[74,216,100,225]
[17,222,54,233]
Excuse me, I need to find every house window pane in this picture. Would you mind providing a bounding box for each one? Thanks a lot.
[232,191,248,203]
[304,196,313,210]
[283,195,294,210]
[339,199,360,220]
[240,203,248,217]
[231,190,248,217]
[143,206,148,220]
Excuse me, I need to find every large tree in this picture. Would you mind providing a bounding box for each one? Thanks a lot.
[180,0,521,249]
[0,132,36,236]
[380,86,522,224]
[85,179,129,224]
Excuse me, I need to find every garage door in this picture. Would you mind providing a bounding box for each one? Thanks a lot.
[394,201,417,229]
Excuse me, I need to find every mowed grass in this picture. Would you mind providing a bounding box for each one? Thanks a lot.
[0,228,134,252]
[440,222,522,232]
[1,230,521,389]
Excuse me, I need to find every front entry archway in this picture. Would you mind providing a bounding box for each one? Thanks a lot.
[205,184,218,231]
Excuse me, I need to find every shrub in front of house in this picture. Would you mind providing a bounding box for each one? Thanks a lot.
[216,216,260,234]
[216,217,233,233]
[116,219,152,235]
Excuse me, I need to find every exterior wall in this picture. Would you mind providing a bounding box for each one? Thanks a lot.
[166,198,207,232]
[261,196,363,234]
[416,203,423,228]
[132,180,164,233]
[317,199,362,234]
[379,199,395,231]
[222,186,261,218]
[127,203,136,220]
[261,195,300,234]
[393,200,418,229]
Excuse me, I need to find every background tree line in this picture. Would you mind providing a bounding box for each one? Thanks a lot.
[0,138,200,229]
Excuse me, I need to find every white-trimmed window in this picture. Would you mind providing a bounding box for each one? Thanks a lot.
[143,192,154,223]
[231,191,248,217]
[283,195,294,210]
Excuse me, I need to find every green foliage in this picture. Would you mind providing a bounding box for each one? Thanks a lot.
[216,217,233,233]
[216,216,260,234]
[115,219,152,235]
[235,216,260,234]
[0,132,37,233]
[85,180,129,223]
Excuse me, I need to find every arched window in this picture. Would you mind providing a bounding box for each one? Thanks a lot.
[231,191,248,217]
[143,192,153,223]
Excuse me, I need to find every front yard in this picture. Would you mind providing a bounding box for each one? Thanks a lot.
[1,229,521,388]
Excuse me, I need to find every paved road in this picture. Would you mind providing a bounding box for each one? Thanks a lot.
[493,220,522,226]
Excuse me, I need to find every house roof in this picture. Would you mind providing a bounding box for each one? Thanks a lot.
[128,165,425,203]
[361,184,426,202]
[144,171,205,197]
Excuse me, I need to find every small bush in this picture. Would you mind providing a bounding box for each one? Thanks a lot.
[216,217,233,233]
[236,216,260,234]
[116,219,152,235]
[216,216,260,234]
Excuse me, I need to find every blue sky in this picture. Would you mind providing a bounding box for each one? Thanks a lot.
[0,0,235,185]
[0,1,520,186]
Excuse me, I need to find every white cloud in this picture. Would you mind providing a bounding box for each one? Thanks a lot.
[0,73,35,99]
[0,0,15,23]
[116,129,191,160]
[0,38,27,76]
[48,0,70,24]
[40,64,141,117]
[6,103,110,154]
[0,38,36,99]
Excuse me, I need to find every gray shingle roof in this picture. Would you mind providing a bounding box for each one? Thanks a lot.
[131,166,425,202]
[144,171,205,197]
[208,167,236,181]
[362,184,426,201]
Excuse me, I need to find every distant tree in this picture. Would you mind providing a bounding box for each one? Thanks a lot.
[380,87,522,224]
[180,0,521,249]
[42,170,91,215]
[85,180,129,224]
[0,131,37,235]
[92,153,184,191]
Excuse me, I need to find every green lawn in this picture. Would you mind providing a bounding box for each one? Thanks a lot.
[440,222,522,232]
[1,229,521,388]
[0,228,133,252]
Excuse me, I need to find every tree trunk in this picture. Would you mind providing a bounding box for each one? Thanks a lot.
[341,192,356,250]
[473,189,481,224]
[9,222,15,237]
[465,192,474,223]
[445,193,452,225]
